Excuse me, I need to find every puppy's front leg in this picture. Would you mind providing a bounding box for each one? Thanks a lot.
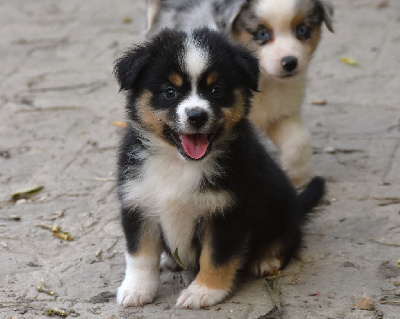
[176,237,242,309]
[117,211,162,307]
[268,115,311,188]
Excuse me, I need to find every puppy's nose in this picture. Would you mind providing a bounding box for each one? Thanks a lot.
[187,109,208,130]
[281,56,298,72]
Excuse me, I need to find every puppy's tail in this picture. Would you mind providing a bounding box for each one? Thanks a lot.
[298,176,325,217]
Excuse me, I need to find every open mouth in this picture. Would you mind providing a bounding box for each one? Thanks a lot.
[168,130,213,160]
[181,133,209,160]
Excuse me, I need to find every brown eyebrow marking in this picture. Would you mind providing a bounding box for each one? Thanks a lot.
[168,73,183,87]
[206,72,218,86]
[291,12,306,29]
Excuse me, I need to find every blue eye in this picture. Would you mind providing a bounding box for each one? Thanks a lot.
[255,28,271,43]
[163,87,177,99]
[296,24,311,40]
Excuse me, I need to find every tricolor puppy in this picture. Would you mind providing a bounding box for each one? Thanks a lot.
[114,28,325,309]
[147,0,334,187]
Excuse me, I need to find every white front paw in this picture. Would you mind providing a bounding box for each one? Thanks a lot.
[176,282,228,309]
[117,275,158,307]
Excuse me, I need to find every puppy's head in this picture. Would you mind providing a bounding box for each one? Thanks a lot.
[231,0,334,79]
[114,28,259,160]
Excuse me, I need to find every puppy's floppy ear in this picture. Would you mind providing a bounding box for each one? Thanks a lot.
[215,0,248,33]
[114,45,152,91]
[317,0,334,32]
[146,0,161,33]
[234,46,259,92]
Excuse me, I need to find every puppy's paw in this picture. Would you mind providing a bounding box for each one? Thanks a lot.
[250,257,282,277]
[116,276,158,307]
[160,252,181,272]
[176,282,228,309]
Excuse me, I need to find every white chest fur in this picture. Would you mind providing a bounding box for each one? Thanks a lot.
[121,147,233,266]
[249,73,306,132]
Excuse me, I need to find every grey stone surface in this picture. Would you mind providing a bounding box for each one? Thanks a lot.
[0,0,399,318]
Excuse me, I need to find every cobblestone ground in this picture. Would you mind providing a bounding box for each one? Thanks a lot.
[0,1,399,318]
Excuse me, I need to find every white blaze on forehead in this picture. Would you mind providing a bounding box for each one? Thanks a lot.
[253,0,298,29]
[182,33,210,83]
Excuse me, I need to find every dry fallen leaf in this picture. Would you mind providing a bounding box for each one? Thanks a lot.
[111,121,127,128]
[36,279,56,296]
[358,295,375,310]
[123,17,132,24]
[376,0,389,9]
[45,308,70,316]
[311,99,327,106]
[36,224,74,241]
[52,225,73,241]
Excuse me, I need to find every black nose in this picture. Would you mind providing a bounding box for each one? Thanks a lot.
[187,109,208,130]
[281,56,298,72]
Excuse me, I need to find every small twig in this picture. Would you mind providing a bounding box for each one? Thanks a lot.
[378,199,400,207]
[94,177,116,181]
[369,239,400,247]
[380,299,400,305]
[46,209,65,221]
[36,223,53,231]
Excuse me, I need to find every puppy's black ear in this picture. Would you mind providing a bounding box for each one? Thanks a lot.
[114,45,152,91]
[234,47,259,92]
[317,0,334,32]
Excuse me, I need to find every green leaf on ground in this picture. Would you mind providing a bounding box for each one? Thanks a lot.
[173,247,186,270]
[11,185,44,200]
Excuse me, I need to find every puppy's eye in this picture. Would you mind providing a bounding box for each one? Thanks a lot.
[211,85,224,98]
[296,24,311,40]
[163,87,177,99]
[255,27,271,44]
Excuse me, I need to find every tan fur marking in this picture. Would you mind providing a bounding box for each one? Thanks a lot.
[168,73,183,87]
[195,237,242,291]
[206,72,218,86]
[232,29,254,47]
[308,26,321,55]
[134,223,162,258]
[291,13,306,30]
[221,89,246,136]
[137,90,167,136]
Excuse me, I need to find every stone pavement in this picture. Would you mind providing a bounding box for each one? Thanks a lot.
[0,0,399,318]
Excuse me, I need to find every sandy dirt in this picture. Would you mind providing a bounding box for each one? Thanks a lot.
[0,0,399,318]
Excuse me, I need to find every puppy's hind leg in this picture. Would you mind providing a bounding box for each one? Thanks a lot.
[249,248,284,278]
[268,115,311,188]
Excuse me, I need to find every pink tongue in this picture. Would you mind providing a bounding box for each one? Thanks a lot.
[181,134,209,159]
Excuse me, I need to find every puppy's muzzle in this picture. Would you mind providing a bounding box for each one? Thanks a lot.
[187,108,209,130]
[281,56,298,73]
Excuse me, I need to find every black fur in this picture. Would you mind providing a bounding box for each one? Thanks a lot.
[115,28,325,304]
